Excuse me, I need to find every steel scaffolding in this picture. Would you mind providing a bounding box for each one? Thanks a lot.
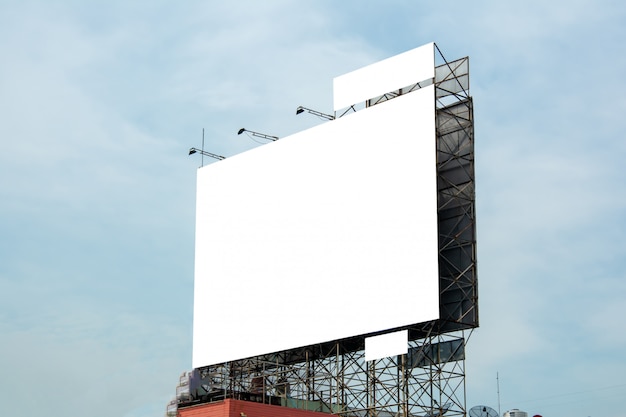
[178,45,476,417]
[186,330,472,417]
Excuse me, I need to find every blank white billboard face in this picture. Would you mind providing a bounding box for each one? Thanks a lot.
[192,84,438,369]
[333,43,434,111]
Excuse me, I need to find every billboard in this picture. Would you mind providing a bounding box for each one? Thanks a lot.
[193,44,441,369]
[333,42,434,111]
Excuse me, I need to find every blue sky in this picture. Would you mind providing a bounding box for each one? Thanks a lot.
[1,1,625,417]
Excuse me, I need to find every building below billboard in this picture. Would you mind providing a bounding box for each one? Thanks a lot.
[177,398,336,417]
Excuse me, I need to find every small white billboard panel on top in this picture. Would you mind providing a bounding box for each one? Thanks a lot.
[333,42,434,111]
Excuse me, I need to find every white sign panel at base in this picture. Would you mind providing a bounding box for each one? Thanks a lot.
[365,330,409,362]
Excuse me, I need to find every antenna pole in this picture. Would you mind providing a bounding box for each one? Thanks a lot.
[201,128,205,167]
[497,372,501,417]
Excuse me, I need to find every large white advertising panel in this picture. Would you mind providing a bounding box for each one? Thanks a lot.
[193,84,438,369]
[333,42,434,111]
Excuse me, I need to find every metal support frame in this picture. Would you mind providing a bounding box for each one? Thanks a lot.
[176,46,476,417]
[185,331,472,417]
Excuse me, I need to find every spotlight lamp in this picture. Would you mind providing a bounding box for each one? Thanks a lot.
[237,128,279,141]
[188,147,225,160]
[295,106,334,121]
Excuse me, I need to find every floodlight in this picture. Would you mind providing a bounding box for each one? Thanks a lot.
[295,106,334,121]
[188,147,225,161]
[237,128,279,141]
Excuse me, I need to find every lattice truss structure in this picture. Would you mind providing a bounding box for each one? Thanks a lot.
[189,331,470,417]
[182,47,476,417]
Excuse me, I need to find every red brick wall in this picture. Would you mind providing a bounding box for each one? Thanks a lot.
[179,399,331,417]
[178,400,230,417]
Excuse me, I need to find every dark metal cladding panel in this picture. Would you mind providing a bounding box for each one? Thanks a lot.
[406,338,465,368]
[436,97,478,332]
